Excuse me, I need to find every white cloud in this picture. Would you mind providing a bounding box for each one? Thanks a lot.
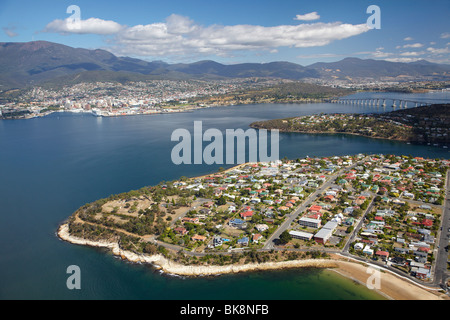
[294,12,320,21]
[400,51,424,56]
[112,14,370,58]
[2,26,18,37]
[43,14,370,59]
[385,57,421,63]
[402,43,423,48]
[440,32,450,39]
[44,17,124,35]
[403,37,414,41]
[426,47,450,54]
[356,49,392,59]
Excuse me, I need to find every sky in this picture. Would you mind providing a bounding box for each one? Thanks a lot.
[0,0,449,65]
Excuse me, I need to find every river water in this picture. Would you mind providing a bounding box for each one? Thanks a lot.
[0,91,448,300]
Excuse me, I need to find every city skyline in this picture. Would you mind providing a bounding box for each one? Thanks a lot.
[0,0,449,65]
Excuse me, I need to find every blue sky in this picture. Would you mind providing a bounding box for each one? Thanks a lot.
[0,0,449,65]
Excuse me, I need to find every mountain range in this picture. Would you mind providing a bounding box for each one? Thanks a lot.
[1,41,450,89]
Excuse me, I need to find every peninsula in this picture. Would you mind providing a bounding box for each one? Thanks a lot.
[250,104,450,147]
[58,154,450,300]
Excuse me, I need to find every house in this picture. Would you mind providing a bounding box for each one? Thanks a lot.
[252,234,263,243]
[394,247,409,255]
[285,202,294,208]
[203,201,214,208]
[182,217,199,224]
[255,224,269,232]
[191,234,207,242]
[375,250,390,261]
[402,192,415,199]
[344,217,355,226]
[344,207,354,215]
[354,243,364,250]
[309,205,322,212]
[174,227,188,236]
[240,210,254,220]
[418,247,430,253]
[363,245,374,255]
[199,208,212,215]
[423,234,435,244]
[391,256,407,267]
[354,196,366,205]
[411,267,431,280]
[229,218,247,229]
[237,237,249,246]
[421,219,433,227]
[213,236,223,247]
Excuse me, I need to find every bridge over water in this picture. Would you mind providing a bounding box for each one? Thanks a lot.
[326,97,433,109]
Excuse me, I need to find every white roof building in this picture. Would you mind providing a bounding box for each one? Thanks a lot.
[289,230,314,241]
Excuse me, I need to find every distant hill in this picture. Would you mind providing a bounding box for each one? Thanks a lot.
[307,57,450,80]
[0,41,173,88]
[165,60,319,79]
[1,41,450,89]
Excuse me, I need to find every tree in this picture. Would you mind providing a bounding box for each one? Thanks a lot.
[216,196,227,206]
[143,243,157,255]
[279,231,292,245]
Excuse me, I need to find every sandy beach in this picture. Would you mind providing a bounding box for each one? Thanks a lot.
[330,256,448,300]
[57,223,448,300]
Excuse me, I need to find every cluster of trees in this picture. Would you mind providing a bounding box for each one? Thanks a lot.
[252,115,415,141]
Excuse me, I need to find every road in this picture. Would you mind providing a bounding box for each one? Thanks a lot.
[145,161,449,291]
[342,196,375,253]
[432,169,450,288]
[263,159,364,250]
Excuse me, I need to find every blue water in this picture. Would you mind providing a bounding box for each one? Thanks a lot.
[0,92,448,300]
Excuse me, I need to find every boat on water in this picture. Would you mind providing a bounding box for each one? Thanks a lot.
[91,109,104,117]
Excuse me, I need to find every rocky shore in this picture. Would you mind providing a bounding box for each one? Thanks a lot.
[57,223,447,300]
[57,223,337,276]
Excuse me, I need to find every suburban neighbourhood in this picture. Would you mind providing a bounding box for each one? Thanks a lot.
[68,153,450,289]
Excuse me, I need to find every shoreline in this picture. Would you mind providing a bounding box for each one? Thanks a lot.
[249,124,415,144]
[57,223,447,300]
[57,223,337,276]
[249,125,450,148]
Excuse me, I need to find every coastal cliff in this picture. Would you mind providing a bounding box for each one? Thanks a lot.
[57,223,337,276]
